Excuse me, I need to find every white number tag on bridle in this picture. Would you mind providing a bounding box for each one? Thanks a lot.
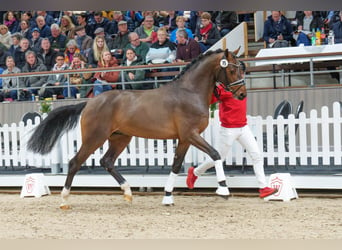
[220,59,228,68]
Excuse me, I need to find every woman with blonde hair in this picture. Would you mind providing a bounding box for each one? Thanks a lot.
[0,25,12,49]
[60,15,76,39]
[87,35,109,67]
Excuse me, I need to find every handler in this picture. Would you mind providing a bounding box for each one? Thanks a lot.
[186,61,278,198]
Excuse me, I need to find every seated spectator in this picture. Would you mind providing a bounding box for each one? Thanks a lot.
[134,15,159,46]
[295,11,324,46]
[76,12,94,37]
[18,20,31,40]
[3,11,19,34]
[1,56,21,100]
[109,20,130,59]
[91,11,113,38]
[87,35,109,68]
[14,38,31,69]
[93,27,114,48]
[64,39,81,65]
[29,28,43,52]
[124,32,150,63]
[74,25,93,57]
[111,10,135,32]
[19,50,48,96]
[121,48,145,89]
[21,11,36,29]
[93,50,120,96]
[35,11,55,27]
[194,12,221,52]
[175,28,201,62]
[37,38,58,70]
[169,16,193,44]
[332,11,342,43]
[0,45,10,68]
[65,53,93,98]
[159,11,178,32]
[48,24,68,53]
[60,15,75,39]
[35,15,51,38]
[39,53,68,98]
[8,33,22,56]
[218,11,238,37]
[263,11,293,48]
[0,24,12,50]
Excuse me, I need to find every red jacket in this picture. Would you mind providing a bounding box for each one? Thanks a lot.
[211,86,247,128]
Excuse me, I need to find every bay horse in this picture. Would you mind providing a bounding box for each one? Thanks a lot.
[27,48,246,209]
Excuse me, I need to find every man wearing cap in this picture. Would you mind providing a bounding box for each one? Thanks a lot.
[74,25,93,57]
[109,20,130,59]
[111,11,135,32]
[29,27,43,52]
[94,27,113,48]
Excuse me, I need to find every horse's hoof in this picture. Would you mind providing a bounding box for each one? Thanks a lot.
[216,186,230,196]
[162,195,174,206]
[124,194,133,202]
[60,204,71,210]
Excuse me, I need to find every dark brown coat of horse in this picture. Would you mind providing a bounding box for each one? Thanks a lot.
[27,48,246,209]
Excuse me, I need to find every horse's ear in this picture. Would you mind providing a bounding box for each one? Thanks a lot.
[224,48,229,58]
[233,46,241,56]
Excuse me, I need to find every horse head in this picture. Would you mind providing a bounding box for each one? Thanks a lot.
[216,48,247,100]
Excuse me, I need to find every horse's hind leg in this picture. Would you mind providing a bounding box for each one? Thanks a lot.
[162,141,190,205]
[100,134,133,202]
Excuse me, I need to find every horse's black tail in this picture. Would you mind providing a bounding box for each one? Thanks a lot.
[27,102,87,155]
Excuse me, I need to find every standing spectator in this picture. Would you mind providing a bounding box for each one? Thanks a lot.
[110,20,130,59]
[218,11,238,36]
[121,48,145,89]
[3,11,19,34]
[39,53,68,98]
[76,12,94,37]
[0,25,12,49]
[169,15,194,44]
[87,35,109,68]
[35,15,51,38]
[18,20,31,39]
[134,15,159,46]
[48,23,68,53]
[74,25,93,57]
[175,28,201,62]
[124,32,150,62]
[29,27,43,52]
[37,38,58,70]
[14,38,31,69]
[263,11,293,48]
[194,12,221,52]
[93,50,120,96]
[20,50,48,95]
[64,39,81,65]
[1,56,21,100]
[60,15,75,39]
[332,11,342,43]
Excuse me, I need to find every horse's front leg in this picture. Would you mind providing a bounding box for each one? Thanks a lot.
[162,141,190,205]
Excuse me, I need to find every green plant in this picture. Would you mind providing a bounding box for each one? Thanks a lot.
[39,100,52,114]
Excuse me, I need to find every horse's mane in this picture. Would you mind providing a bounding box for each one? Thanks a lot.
[172,49,224,81]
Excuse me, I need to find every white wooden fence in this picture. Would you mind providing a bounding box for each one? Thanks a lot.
[1,102,341,174]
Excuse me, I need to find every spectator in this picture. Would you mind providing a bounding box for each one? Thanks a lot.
[48,23,68,53]
[134,15,159,46]
[60,11,78,26]
[175,28,201,62]
[64,53,92,98]
[124,32,150,63]
[0,25,12,49]
[76,12,94,37]
[8,33,22,56]
[121,48,145,89]
[145,27,176,64]
[93,27,113,48]
[110,11,135,33]
[1,56,21,100]
[29,27,43,52]
[35,11,55,27]
[332,11,342,43]
[263,11,293,48]
[18,20,31,39]
[3,11,19,34]
[60,15,75,39]
[110,20,130,59]
[35,15,51,38]
[159,11,178,32]
[39,53,68,98]
[0,45,10,68]
[21,11,36,30]
[64,39,81,65]
[295,11,324,46]
[14,38,31,69]
[218,11,238,36]
[20,50,48,95]
[74,25,93,57]
[87,35,109,68]
[37,38,58,70]
[169,15,193,44]
[93,50,120,96]
[92,11,112,37]
[194,12,221,52]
